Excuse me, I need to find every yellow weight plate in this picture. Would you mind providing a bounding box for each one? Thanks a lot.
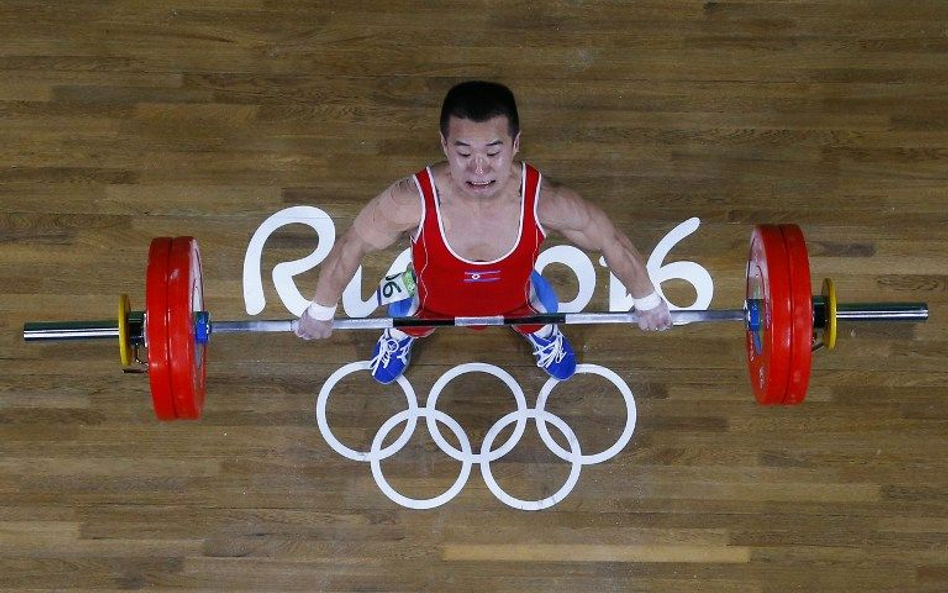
[821,278,837,350]
[118,293,132,366]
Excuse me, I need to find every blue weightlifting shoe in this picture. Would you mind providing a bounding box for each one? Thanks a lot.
[525,325,576,381]
[369,329,415,384]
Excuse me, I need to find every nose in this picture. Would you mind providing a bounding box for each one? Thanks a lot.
[470,154,488,175]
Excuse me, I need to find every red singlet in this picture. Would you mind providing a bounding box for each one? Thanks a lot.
[406,163,546,332]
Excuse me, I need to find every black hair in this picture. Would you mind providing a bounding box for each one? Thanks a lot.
[440,81,520,138]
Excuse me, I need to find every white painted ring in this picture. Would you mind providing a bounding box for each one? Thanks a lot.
[369,408,473,509]
[479,408,583,511]
[316,360,418,462]
[424,363,528,463]
[534,364,637,465]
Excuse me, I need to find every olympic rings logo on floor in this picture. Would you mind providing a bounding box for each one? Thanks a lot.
[316,362,637,511]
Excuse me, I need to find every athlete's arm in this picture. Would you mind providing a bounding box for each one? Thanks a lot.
[296,178,421,340]
[537,179,672,331]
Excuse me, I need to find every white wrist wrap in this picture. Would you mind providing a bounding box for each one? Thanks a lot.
[632,291,662,311]
[305,301,337,321]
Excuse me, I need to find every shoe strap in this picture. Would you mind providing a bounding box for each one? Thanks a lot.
[531,332,566,368]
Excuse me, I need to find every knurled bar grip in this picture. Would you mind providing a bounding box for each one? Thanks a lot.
[213,309,747,334]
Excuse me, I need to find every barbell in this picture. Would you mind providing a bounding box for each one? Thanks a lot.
[22,225,928,420]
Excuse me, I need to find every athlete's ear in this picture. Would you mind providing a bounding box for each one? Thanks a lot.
[512,131,521,156]
[440,132,449,157]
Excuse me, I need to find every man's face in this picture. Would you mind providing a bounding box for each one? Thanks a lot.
[441,115,520,199]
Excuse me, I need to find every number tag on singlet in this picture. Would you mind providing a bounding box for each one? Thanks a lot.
[375,268,417,306]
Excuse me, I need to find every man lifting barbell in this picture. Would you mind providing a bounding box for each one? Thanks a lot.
[294,81,673,383]
[21,88,930,420]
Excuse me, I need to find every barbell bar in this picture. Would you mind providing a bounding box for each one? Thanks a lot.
[22,303,928,340]
[22,225,929,420]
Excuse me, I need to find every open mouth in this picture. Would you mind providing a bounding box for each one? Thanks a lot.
[467,180,495,189]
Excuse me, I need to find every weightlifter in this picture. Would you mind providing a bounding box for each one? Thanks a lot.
[295,81,672,384]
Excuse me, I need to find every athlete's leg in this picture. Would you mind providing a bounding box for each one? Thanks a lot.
[513,272,576,381]
[369,294,432,384]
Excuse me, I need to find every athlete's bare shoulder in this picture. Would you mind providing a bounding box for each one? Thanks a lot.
[373,175,422,231]
[348,175,422,251]
[537,176,588,232]
[387,175,420,206]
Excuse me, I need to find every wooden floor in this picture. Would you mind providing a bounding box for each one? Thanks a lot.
[2,1,947,591]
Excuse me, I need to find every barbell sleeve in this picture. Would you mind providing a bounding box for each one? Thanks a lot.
[834,303,930,322]
[23,312,145,342]
[23,320,119,341]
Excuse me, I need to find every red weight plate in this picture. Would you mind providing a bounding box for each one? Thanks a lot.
[745,225,793,405]
[779,224,813,405]
[145,237,177,420]
[167,237,207,420]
